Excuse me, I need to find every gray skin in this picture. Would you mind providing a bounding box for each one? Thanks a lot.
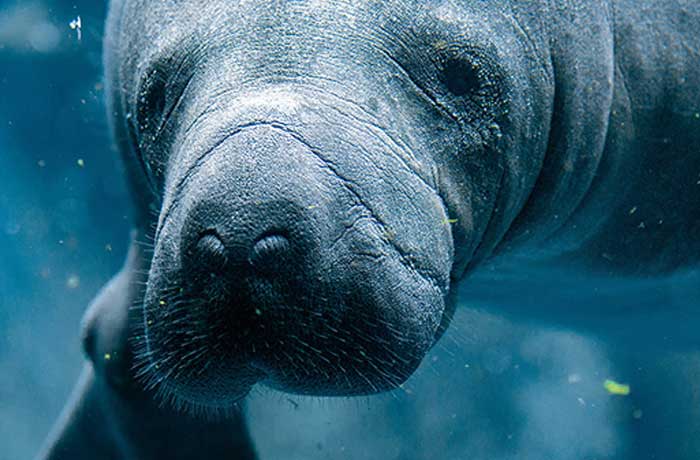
[39,0,699,458]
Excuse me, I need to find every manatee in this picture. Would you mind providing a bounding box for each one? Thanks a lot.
[39,0,700,458]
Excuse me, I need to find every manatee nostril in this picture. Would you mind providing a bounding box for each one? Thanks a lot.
[191,231,228,273]
[249,233,291,275]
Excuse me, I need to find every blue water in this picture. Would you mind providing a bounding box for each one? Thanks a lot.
[1,2,700,459]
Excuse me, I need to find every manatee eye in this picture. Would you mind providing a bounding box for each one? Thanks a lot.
[127,68,170,196]
[137,70,167,132]
[442,57,481,97]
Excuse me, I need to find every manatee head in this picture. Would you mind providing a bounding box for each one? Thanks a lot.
[104,0,550,413]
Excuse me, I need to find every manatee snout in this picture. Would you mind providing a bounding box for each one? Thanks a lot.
[141,121,454,412]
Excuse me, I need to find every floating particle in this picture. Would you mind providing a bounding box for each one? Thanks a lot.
[104,353,111,361]
[443,218,459,225]
[255,308,263,316]
[69,16,82,40]
[629,206,638,215]
[37,160,46,168]
[604,379,630,396]
[77,158,85,168]
[633,409,643,419]
[105,243,113,252]
[66,274,80,289]
[568,373,582,384]
[159,300,166,306]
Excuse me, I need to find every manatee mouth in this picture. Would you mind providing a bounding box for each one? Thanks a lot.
[135,124,453,415]
[139,231,445,414]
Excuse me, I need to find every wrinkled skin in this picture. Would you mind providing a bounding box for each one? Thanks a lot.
[39,0,699,459]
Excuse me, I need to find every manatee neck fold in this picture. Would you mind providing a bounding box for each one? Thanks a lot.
[476,0,616,266]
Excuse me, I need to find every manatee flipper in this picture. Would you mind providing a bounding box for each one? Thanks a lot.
[37,365,121,460]
[38,234,258,460]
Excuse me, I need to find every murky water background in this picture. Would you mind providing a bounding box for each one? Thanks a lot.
[1,2,700,459]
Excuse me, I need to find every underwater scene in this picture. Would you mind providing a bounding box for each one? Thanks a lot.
[1,1,700,459]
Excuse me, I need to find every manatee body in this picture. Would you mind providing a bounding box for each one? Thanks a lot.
[39,0,699,458]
